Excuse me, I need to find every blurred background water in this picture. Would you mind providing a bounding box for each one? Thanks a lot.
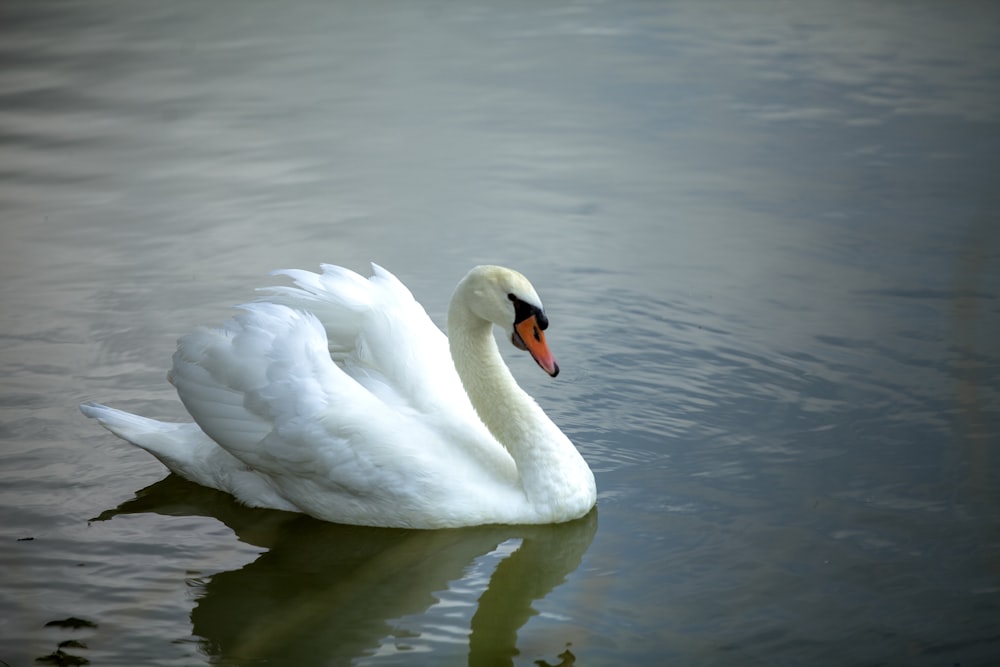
[1,1,998,665]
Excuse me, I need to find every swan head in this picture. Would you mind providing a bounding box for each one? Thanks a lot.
[457,265,560,377]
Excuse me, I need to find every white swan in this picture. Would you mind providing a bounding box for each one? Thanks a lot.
[80,264,596,528]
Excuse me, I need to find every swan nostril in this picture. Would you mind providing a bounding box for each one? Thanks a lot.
[535,310,549,330]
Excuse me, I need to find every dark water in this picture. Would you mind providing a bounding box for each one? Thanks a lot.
[1,1,999,665]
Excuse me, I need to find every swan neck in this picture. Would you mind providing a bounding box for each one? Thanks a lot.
[447,285,595,518]
[447,299,534,447]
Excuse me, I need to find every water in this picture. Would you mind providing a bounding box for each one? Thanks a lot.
[2,1,999,665]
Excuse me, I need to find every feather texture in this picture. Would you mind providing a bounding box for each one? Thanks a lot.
[81,264,595,528]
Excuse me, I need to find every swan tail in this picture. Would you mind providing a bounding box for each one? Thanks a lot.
[79,402,222,483]
[79,402,301,511]
[80,402,187,443]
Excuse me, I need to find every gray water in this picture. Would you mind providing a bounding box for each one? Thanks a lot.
[2,1,999,665]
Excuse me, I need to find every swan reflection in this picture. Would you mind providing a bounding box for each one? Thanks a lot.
[95,475,597,666]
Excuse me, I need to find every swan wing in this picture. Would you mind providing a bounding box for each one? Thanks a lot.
[260,264,475,418]
[171,303,410,484]
[170,300,518,526]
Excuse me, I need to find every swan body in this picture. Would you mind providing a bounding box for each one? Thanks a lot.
[81,264,596,528]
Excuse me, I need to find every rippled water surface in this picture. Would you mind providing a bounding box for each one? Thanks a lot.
[2,1,999,665]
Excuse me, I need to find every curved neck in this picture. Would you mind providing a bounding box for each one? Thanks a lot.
[448,301,547,449]
[447,291,594,514]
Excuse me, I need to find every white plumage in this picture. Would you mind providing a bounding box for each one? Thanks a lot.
[81,264,596,528]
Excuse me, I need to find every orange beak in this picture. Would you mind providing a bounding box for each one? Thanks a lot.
[513,315,559,377]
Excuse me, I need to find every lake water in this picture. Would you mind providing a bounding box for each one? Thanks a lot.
[2,1,999,665]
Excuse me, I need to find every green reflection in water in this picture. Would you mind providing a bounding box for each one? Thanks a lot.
[96,475,597,666]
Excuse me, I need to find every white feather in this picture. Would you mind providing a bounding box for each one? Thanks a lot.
[81,264,595,528]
